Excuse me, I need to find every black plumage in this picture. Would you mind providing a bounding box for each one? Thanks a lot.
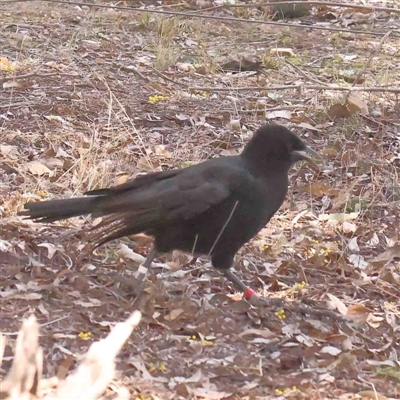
[19,124,319,297]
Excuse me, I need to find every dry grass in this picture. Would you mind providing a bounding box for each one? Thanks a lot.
[154,17,180,71]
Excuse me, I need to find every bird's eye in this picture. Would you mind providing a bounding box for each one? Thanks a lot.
[286,143,294,152]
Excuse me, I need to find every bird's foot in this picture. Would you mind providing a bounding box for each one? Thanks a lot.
[247,294,285,308]
[124,279,147,297]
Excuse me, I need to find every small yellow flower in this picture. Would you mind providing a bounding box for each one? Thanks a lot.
[148,94,170,104]
[78,332,92,340]
[0,58,15,73]
[26,189,49,198]
[275,309,286,320]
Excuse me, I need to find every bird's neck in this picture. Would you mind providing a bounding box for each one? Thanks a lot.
[242,155,292,179]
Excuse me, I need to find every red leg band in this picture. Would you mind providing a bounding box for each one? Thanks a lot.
[244,288,255,301]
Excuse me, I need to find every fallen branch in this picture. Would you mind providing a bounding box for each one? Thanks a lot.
[135,67,400,95]
[217,1,400,15]
[186,84,400,93]
[0,312,142,400]
[0,71,80,84]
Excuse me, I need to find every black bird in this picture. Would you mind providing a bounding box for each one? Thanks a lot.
[19,124,320,299]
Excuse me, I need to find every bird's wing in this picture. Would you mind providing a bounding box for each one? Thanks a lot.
[154,172,233,220]
[88,161,256,246]
[92,162,252,221]
[85,169,181,196]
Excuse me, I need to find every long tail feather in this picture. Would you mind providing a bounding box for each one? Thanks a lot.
[18,197,98,223]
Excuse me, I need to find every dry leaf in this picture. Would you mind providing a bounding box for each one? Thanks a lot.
[238,328,276,339]
[37,242,58,260]
[0,145,18,157]
[164,309,184,321]
[267,110,292,120]
[346,92,368,115]
[137,156,154,171]
[319,212,359,222]
[326,293,348,315]
[155,145,172,158]
[320,346,342,356]
[188,387,232,399]
[358,390,388,400]
[3,80,22,89]
[28,161,53,176]
[270,48,296,57]
[371,245,400,265]
[327,103,352,119]
[348,237,359,252]
[116,174,129,185]
[346,304,370,325]
[342,221,357,233]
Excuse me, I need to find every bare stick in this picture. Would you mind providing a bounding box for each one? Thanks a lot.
[219,1,400,15]
[0,71,80,84]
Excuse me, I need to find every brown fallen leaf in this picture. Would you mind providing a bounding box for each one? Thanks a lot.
[346,92,368,115]
[327,103,352,119]
[28,161,53,176]
[346,304,370,325]
[164,308,184,321]
[371,245,400,265]
[358,390,388,400]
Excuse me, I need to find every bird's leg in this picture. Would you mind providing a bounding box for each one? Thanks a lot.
[223,270,285,308]
[134,244,156,282]
[223,269,256,301]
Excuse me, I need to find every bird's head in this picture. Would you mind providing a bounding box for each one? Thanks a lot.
[241,123,321,171]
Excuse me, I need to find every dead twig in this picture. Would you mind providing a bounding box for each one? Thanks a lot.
[186,84,400,93]
[0,101,35,108]
[145,68,400,94]
[2,315,71,337]
[284,60,330,87]
[215,1,400,15]
[148,66,189,88]
[113,63,151,83]
[0,71,80,84]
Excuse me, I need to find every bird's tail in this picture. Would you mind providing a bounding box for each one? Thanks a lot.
[18,197,99,223]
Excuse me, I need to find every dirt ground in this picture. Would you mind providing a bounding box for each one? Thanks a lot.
[1,1,399,399]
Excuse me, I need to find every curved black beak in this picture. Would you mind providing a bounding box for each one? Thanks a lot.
[293,146,322,165]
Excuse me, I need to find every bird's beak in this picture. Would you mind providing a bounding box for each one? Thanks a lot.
[292,146,323,167]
